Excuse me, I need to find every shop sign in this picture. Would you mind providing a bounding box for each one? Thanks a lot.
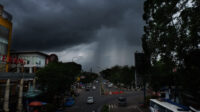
[0,55,25,64]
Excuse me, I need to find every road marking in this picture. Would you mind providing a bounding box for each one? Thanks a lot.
[108,104,117,109]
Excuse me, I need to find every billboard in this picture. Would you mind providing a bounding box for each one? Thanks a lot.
[135,52,150,74]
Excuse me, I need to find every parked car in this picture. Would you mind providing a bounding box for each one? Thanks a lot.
[87,96,94,104]
[118,97,127,106]
[64,97,75,107]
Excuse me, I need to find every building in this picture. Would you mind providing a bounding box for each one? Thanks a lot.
[10,51,49,73]
[0,4,13,72]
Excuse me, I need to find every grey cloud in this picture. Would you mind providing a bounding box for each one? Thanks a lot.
[1,0,144,51]
[1,0,145,69]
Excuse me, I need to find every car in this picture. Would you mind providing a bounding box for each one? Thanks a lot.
[81,85,85,89]
[86,87,90,91]
[118,97,127,106]
[64,97,75,107]
[87,96,94,104]
[108,83,113,88]
[92,86,96,90]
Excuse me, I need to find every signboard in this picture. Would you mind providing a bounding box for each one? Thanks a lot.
[0,55,25,64]
[135,52,150,74]
[80,75,85,79]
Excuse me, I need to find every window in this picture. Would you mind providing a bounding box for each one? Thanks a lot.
[27,60,30,64]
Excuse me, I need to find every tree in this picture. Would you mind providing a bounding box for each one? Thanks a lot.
[36,62,81,103]
[149,61,174,91]
[80,72,98,83]
[143,0,200,67]
[142,0,200,106]
[100,65,135,88]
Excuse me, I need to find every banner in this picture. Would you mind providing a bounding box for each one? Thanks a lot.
[0,55,25,64]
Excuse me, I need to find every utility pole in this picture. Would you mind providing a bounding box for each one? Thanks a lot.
[4,79,10,112]
[17,79,24,112]
[135,69,137,89]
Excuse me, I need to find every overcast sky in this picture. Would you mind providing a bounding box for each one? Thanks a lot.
[1,0,144,72]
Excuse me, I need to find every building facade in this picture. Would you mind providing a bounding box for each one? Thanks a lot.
[10,51,49,73]
[0,4,13,72]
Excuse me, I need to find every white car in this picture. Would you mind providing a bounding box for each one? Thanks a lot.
[87,96,94,104]
[92,86,96,90]
[108,83,113,88]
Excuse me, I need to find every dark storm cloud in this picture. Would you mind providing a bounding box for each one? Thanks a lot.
[0,0,144,51]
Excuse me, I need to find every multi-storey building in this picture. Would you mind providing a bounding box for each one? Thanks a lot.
[0,4,13,72]
[10,51,49,73]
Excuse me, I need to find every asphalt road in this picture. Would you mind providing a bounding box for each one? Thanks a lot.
[65,80,143,112]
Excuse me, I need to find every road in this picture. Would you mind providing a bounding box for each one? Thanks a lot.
[65,80,143,112]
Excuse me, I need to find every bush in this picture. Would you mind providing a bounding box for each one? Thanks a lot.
[101,104,109,112]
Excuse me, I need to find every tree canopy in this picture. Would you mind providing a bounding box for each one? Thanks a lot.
[79,72,98,83]
[100,65,135,88]
[36,62,82,95]
[143,0,200,67]
[142,0,200,106]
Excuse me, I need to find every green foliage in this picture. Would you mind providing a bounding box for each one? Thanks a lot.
[143,0,200,105]
[101,85,105,95]
[101,105,109,112]
[100,65,135,88]
[143,0,200,67]
[80,72,98,83]
[149,61,175,91]
[36,62,81,101]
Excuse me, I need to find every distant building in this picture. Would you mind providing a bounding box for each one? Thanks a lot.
[0,4,13,72]
[10,51,49,73]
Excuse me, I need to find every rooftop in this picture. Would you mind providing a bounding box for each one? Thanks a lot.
[10,51,49,57]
